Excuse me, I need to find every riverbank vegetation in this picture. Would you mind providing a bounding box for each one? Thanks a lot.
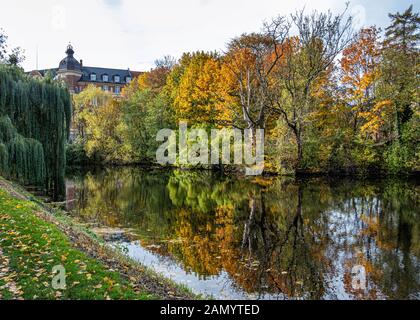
[68,5,419,175]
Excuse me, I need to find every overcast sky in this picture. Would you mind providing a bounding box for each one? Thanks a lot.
[0,0,416,72]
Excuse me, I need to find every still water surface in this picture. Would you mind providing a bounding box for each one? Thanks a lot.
[65,167,419,300]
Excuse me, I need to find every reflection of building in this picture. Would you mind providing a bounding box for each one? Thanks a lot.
[29,44,142,95]
[65,180,76,211]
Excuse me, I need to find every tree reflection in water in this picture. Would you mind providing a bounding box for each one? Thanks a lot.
[66,168,419,299]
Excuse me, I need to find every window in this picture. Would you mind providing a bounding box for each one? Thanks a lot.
[115,86,121,94]
[102,74,109,82]
[103,85,109,91]
[90,73,97,81]
[125,76,132,83]
[114,75,120,83]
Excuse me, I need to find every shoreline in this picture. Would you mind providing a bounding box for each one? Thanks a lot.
[0,176,198,300]
[66,162,420,180]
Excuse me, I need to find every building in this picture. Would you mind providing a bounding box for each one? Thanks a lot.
[29,44,142,95]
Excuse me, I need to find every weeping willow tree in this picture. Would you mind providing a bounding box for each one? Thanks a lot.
[0,65,71,199]
[0,142,8,175]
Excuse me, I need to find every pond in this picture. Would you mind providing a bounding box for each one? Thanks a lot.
[65,167,420,300]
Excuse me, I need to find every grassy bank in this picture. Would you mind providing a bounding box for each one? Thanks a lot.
[0,178,195,300]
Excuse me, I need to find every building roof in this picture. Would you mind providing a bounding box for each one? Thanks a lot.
[79,66,133,83]
[28,44,141,85]
[37,68,59,77]
[33,66,136,84]
[129,70,144,78]
[59,44,82,72]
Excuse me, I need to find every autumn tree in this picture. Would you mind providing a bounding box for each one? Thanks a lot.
[72,85,112,139]
[223,21,290,132]
[83,99,128,162]
[147,55,176,91]
[340,27,386,141]
[167,51,231,126]
[70,85,129,162]
[125,55,176,96]
[269,7,354,170]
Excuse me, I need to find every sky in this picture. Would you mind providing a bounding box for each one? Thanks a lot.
[0,0,416,72]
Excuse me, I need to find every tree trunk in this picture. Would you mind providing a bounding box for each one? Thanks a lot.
[291,127,303,172]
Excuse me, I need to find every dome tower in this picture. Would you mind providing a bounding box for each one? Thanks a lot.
[57,43,83,93]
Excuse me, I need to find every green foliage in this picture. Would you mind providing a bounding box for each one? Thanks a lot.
[6,135,46,185]
[0,65,71,198]
[0,115,16,142]
[381,5,419,132]
[0,116,45,185]
[121,88,174,162]
[384,142,411,174]
[66,140,95,166]
[385,5,419,52]
[0,142,8,174]
[384,109,420,173]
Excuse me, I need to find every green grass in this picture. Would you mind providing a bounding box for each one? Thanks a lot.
[0,189,155,300]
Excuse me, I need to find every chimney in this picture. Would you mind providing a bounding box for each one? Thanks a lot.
[80,59,83,67]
